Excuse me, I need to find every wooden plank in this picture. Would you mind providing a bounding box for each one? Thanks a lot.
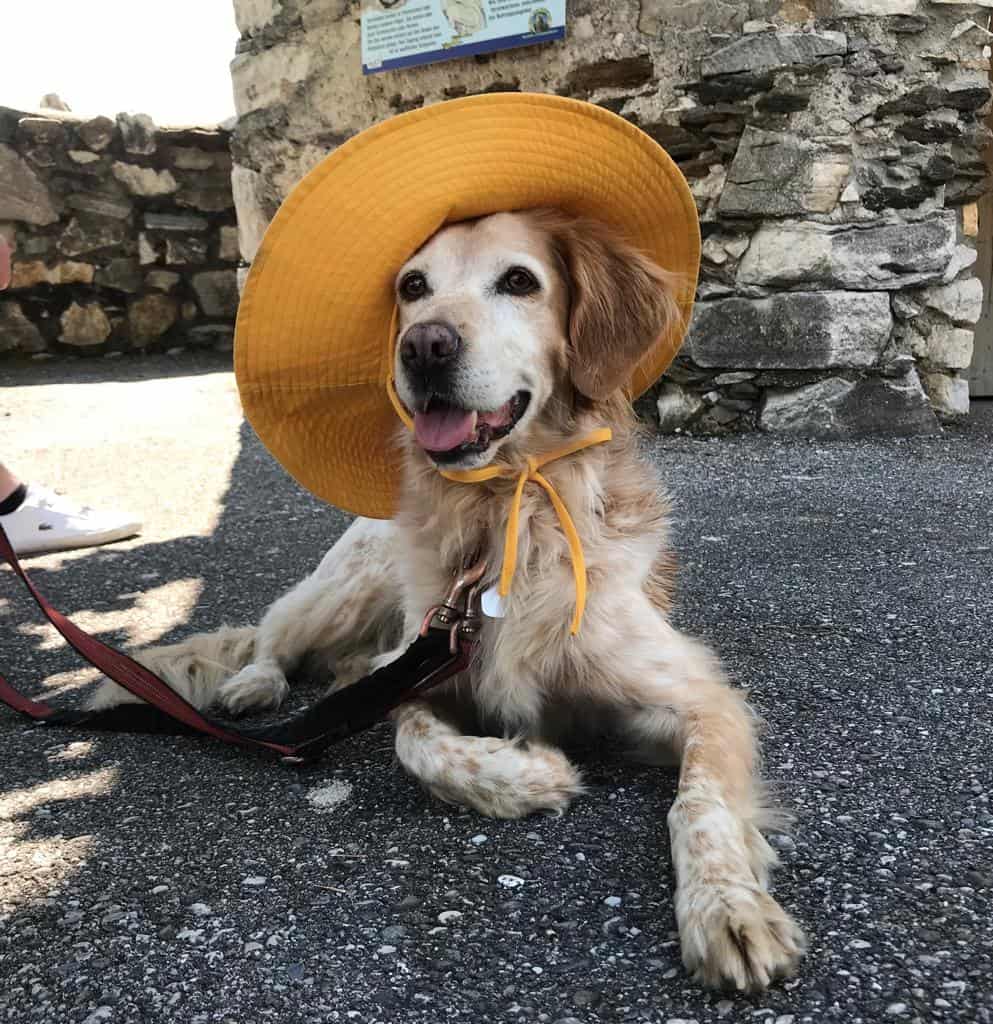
[969,64,993,397]
[968,191,993,396]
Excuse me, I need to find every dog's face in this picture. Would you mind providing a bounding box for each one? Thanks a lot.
[393,209,678,470]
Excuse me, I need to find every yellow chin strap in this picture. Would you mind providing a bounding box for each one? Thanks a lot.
[439,430,612,635]
[386,307,610,634]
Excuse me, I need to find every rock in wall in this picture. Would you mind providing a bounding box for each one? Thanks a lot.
[228,0,992,434]
[0,107,239,358]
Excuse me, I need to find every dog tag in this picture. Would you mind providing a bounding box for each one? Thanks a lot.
[481,586,507,619]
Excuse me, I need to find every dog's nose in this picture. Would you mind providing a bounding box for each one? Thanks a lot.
[399,321,461,376]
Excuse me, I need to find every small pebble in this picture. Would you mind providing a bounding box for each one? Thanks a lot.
[305,780,352,813]
[885,1004,908,1016]
[437,910,463,924]
[498,875,525,888]
[470,834,488,845]
[150,885,168,895]
[603,895,622,908]
[242,876,267,887]
[768,834,796,852]
[189,903,212,917]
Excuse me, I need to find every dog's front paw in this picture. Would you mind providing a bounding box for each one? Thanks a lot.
[217,663,289,715]
[393,706,583,818]
[676,880,805,991]
[449,737,584,818]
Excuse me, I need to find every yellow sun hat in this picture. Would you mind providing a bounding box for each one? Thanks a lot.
[234,92,701,520]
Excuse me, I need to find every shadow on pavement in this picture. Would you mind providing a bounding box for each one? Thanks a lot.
[2,420,351,699]
[0,350,235,390]
[1,395,991,1023]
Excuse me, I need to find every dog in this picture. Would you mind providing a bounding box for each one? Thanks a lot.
[91,208,805,991]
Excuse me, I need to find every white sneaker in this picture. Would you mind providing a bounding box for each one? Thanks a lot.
[0,483,142,556]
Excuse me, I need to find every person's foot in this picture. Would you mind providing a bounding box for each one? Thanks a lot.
[0,483,141,556]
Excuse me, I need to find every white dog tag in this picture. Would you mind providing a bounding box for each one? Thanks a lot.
[480,586,507,619]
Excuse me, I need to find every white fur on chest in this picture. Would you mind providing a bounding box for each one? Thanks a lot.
[395,446,673,732]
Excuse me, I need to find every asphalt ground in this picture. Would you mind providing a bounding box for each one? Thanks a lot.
[0,355,990,1024]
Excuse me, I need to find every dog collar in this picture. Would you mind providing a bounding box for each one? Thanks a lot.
[387,367,610,635]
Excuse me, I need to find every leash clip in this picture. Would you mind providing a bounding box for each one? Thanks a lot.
[419,552,488,653]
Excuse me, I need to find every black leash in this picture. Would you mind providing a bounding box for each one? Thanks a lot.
[0,523,483,764]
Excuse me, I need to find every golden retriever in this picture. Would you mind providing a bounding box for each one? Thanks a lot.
[91,209,805,991]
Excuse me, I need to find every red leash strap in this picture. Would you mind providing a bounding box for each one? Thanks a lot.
[0,523,296,756]
[0,523,480,764]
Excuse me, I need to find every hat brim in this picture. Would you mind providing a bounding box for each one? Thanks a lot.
[235,93,701,519]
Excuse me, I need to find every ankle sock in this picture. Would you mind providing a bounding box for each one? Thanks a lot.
[0,483,28,516]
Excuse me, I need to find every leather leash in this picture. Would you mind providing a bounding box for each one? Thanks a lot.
[0,523,483,765]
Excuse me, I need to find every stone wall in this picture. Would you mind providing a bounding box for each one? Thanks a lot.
[0,108,238,358]
[229,0,992,435]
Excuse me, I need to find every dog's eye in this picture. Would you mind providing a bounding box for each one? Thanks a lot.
[399,271,428,301]
[498,267,540,297]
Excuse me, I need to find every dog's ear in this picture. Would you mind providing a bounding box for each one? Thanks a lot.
[539,211,681,401]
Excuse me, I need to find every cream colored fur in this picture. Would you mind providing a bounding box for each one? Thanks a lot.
[90,210,804,991]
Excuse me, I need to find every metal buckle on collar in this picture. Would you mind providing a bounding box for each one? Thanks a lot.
[419,552,488,653]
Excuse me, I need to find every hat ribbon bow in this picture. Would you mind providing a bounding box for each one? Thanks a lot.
[439,429,612,636]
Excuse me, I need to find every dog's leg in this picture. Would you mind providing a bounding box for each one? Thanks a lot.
[87,625,258,711]
[217,518,402,714]
[392,700,583,819]
[89,518,402,714]
[616,625,804,991]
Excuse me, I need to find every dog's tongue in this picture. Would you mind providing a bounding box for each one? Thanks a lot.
[414,406,477,452]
